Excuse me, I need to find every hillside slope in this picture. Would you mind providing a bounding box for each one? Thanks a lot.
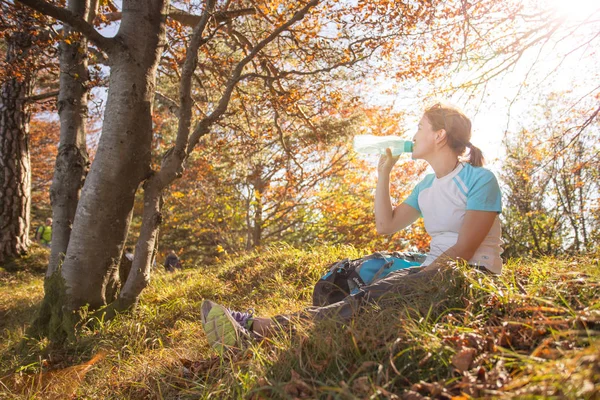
[1,244,598,399]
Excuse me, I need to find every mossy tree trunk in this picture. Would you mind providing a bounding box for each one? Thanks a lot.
[30,0,94,341]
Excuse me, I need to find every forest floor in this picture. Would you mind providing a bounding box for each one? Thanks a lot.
[0,244,599,399]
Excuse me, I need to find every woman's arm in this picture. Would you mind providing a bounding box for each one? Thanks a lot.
[375,148,420,234]
[423,210,497,270]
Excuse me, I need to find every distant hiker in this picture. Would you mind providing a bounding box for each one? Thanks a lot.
[35,218,53,248]
[200,102,504,354]
[164,250,182,272]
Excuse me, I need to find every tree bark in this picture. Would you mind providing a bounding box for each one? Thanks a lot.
[29,0,95,341]
[47,0,92,277]
[0,9,34,263]
[60,0,168,312]
[112,175,164,311]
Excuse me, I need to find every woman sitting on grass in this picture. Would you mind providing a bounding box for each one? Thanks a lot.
[201,102,503,354]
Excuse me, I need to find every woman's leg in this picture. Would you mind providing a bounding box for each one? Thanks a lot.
[252,265,438,335]
[304,265,433,321]
[202,266,445,351]
[251,317,277,336]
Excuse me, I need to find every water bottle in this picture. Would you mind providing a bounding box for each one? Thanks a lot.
[353,135,413,156]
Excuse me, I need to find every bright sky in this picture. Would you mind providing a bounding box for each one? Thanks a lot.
[546,0,600,20]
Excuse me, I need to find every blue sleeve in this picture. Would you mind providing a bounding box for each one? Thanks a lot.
[466,169,502,213]
[403,186,421,213]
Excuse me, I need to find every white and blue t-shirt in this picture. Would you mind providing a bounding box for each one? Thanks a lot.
[403,162,503,274]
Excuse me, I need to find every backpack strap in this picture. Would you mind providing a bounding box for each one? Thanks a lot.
[345,256,377,292]
[370,259,393,283]
[313,259,353,306]
[354,251,388,275]
[327,258,350,274]
[346,269,366,291]
[351,252,396,289]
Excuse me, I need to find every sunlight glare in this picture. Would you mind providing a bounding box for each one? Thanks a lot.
[546,0,600,21]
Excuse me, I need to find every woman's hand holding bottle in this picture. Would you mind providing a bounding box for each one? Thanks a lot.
[377,148,399,176]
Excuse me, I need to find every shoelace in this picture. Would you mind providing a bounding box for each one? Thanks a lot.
[228,309,254,330]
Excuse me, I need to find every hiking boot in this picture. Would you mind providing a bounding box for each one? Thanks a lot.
[201,300,253,354]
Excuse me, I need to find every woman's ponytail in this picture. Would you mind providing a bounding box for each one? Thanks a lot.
[467,143,484,167]
[424,103,485,166]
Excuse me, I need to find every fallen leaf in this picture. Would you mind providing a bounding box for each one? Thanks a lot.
[452,347,477,372]
[284,369,314,398]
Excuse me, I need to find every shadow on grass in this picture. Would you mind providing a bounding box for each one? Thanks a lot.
[0,244,49,275]
[245,268,474,399]
[0,300,42,333]
[58,261,599,398]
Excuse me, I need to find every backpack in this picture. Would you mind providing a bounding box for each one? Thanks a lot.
[312,252,426,306]
[36,225,49,244]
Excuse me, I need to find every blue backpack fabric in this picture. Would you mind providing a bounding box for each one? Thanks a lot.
[312,252,426,306]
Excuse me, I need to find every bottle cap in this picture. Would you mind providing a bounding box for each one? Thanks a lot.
[404,141,413,152]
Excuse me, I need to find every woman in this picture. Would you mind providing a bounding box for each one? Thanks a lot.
[201,102,503,354]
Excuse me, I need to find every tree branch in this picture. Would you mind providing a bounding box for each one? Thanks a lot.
[102,5,256,27]
[26,90,60,102]
[187,0,320,153]
[155,91,180,114]
[16,0,116,54]
[174,0,217,155]
[169,5,256,26]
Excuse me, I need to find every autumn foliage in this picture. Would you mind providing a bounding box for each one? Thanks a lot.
[29,117,58,210]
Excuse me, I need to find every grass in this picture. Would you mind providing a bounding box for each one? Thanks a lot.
[0,243,598,399]
[0,245,48,355]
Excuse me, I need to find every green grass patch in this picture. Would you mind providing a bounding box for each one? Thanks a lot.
[0,245,598,399]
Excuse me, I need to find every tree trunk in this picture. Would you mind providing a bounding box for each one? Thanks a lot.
[574,141,588,250]
[252,172,265,248]
[29,0,95,340]
[113,0,216,312]
[112,175,164,312]
[60,0,168,314]
[47,0,92,277]
[0,13,34,264]
[245,194,253,250]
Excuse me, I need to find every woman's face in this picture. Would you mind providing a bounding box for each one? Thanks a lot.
[412,115,439,160]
